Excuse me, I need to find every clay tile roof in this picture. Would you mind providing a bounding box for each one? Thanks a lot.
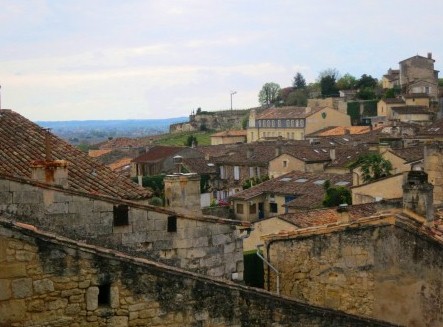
[211,130,247,137]
[388,146,423,163]
[230,170,352,209]
[279,203,379,228]
[182,157,217,174]
[383,98,405,104]
[313,126,375,136]
[403,93,430,99]
[0,109,150,200]
[419,118,443,136]
[391,106,430,115]
[131,146,184,163]
[256,106,321,119]
[89,149,112,158]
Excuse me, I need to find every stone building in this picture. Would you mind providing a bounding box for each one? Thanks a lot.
[0,218,395,326]
[260,170,442,326]
[0,173,247,280]
[246,106,351,143]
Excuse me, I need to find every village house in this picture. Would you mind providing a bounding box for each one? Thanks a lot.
[130,145,203,178]
[390,106,432,124]
[210,129,247,145]
[246,106,351,143]
[229,170,352,221]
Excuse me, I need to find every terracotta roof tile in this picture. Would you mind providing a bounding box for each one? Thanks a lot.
[278,203,382,228]
[89,149,112,158]
[388,146,423,163]
[0,109,150,200]
[391,106,430,115]
[230,170,352,209]
[132,146,184,163]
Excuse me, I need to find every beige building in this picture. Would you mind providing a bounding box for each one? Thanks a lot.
[377,98,405,117]
[351,173,404,204]
[210,130,247,145]
[247,106,351,143]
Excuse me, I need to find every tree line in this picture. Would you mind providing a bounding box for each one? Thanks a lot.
[258,69,387,107]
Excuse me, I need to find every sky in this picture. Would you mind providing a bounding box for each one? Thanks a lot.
[1,0,443,121]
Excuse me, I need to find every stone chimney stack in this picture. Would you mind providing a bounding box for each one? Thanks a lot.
[31,129,69,187]
[428,52,432,59]
[402,169,434,222]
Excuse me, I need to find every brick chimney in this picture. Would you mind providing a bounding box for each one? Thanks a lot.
[402,169,434,222]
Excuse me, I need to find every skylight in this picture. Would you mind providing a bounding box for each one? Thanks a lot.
[280,177,292,182]
[314,180,326,185]
[295,178,308,183]
[335,181,350,186]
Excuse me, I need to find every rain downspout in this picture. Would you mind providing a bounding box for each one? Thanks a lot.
[256,244,280,295]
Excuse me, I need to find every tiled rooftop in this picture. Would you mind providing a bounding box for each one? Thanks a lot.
[279,203,380,228]
[0,109,150,200]
[230,170,352,208]
[388,146,423,163]
[391,106,430,115]
[131,146,185,163]
[256,107,322,119]
[382,98,405,104]
[211,130,247,137]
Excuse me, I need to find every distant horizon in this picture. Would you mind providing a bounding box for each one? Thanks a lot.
[2,1,442,121]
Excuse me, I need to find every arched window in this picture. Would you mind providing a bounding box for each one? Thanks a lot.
[267,120,271,127]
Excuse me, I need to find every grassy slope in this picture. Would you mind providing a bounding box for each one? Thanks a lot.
[152,131,213,146]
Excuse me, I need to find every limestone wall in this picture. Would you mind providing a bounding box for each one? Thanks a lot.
[0,220,397,327]
[264,218,443,326]
[0,176,244,280]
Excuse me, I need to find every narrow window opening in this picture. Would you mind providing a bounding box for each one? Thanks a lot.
[98,284,111,306]
[168,215,177,232]
[113,205,129,226]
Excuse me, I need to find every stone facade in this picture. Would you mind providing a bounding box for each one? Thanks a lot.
[424,142,443,205]
[0,219,397,327]
[0,175,245,280]
[164,173,201,212]
[263,215,443,326]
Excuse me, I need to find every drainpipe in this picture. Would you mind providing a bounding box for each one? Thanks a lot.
[256,244,280,295]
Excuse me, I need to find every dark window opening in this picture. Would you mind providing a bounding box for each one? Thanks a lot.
[270,203,278,213]
[113,205,129,226]
[168,215,177,232]
[98,284,111,306]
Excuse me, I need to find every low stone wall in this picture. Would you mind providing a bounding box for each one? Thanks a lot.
[0,175,245,280]
[264,216,443,326]
[0,220,396,327]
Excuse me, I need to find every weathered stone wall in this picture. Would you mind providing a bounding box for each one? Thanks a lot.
[170,110,250,134]
[264,218,443,326]
[0,176,244,280]
[0,220,397,327]
[424,142,443,205]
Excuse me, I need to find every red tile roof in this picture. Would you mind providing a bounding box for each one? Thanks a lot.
[0,109,150,200]
[388,146,423,163]
[131,146,185,163]
[391,106,430,115]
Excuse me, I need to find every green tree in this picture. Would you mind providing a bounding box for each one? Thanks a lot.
[285,89,308,106]
[318,68,340,81]
[438,78,443,87]
[356,74,378,89]
[323,184,351,207]
[184,135,198,147]
[293,72,306,89]
[258,82,281,106]
[336,73,357,90]
[348,153,393,183]
[320,75,339,97]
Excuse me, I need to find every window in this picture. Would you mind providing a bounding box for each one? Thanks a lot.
[249,203,257,214]
[249,167,255,177]
[220,166,226,179]
[167,215,177,232]
[269,203,278,213]
[286,119,290,127]
[291,120,294,127]
[300,119,305,127]
[113,205,129,226]
[98,284,111,306]
[277,120,281,127]
[258,120,262,127]
[236,203,244,214]
[234,166,240,180]
[283,160,288,168]
[271,120,275,127]
[295,119,300,127]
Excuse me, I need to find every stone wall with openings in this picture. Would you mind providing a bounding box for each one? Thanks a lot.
[0,220,396,327]
[0,176,245,280]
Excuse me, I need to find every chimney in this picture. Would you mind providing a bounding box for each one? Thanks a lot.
[275,146,281,157]
[337,204,350,223]
[428,52,432,59]
[329,148,336,161]
[31,160,69,188]
[402,169,434,222]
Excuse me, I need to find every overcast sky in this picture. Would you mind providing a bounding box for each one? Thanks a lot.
[1,0,442,121]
